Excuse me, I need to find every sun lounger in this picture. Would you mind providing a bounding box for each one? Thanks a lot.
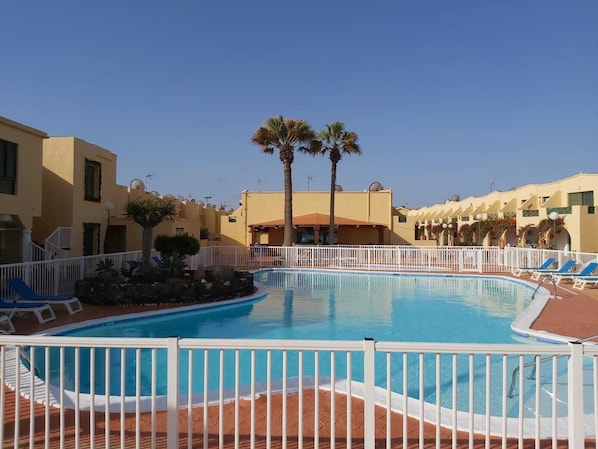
[572,276,598,290]
[511,257,556,277]
[6,278,83,315]
[530,259,576,281]
[552,261,598,285]
[0,297,56,324]
[152,256,169,271]
[0,314,15,334]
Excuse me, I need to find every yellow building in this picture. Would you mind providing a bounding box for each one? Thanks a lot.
[221,188,397,246]
[410,173,598,253]
[3,115,597,259]
[0,116,47,263]
[33,135,222,258]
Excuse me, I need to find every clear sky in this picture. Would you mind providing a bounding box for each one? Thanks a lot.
[2,0,597,209]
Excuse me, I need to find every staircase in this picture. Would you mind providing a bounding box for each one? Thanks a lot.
[41,227,73,260]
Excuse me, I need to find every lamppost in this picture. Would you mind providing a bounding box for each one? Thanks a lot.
[104,201,114,253]
[442,223,453,246]
[549,211,560,250]
[476,213,483,246]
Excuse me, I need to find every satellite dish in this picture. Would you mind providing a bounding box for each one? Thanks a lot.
[130,179,146,191]
[368,181,384,191]
[450,194,461,202]
[335,185,343,191]
[150,191,160,196]
[164,194,175,199]
[190,198,196,203]
[198,201,205,206]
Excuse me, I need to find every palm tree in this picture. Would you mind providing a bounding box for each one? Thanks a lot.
[318,122,360,245]
[251,115,321,246]
[124,197,178,268]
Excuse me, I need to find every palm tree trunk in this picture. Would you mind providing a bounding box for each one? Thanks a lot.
[142,226,153,268]
[329,162,337,245]
[283,160,294,246]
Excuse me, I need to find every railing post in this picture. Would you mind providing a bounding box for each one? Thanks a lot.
[567,341,584,449]
[167,336,180,449]
[477,248,483,273]
[363,337,376,448]
[53,260,61,295]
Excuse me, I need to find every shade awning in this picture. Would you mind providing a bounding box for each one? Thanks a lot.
[250,213,384,228]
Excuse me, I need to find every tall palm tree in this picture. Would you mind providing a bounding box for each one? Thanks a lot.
[251,115,321,246]
[124,196,178,268]
[318,122,361,245]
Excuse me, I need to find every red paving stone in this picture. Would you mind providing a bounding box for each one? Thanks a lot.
[3,272,598,448]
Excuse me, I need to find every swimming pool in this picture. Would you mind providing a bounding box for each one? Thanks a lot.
[31,270,552,416]
[62,270,533,343]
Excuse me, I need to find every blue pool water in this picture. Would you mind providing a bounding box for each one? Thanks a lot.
[37,270,548,415]
[63,270,533,342]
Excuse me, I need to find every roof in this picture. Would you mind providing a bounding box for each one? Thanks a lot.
[251,213,383,227]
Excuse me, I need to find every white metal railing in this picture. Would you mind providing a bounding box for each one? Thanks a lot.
[189,245,597,275]
[28,241,46,261]
[44,226,73,259]
[1,245,596,299]
[0,334,595,448]
[0,251,143,297]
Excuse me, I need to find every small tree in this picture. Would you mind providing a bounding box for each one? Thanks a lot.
[154,233,200,276]
[124,197,178,269]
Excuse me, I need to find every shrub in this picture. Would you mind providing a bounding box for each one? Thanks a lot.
[154,233,200,257]
[211,265,235,283]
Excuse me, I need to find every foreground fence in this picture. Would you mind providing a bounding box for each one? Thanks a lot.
[2,246,598,447]
[0,335,596,448]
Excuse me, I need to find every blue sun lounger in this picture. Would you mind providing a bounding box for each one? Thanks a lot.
[552,261,598,285]
[0,314,15,334]
[6,278,83,315]
[573,276,598,290]
[530,259,576,281]
[511,257,556,277]
[152,256,169,271]
[0,297,56,324]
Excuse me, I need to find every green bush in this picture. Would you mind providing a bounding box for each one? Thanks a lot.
[154,233,200,257]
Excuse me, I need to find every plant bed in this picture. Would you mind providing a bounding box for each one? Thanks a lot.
[74,262,254,307]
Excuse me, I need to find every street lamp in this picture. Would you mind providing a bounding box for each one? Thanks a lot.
[442,222,453,245]
[549,211,560,250]
[104,201,114,253]
[475,213,483,246]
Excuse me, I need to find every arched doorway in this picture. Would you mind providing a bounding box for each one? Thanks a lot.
[549,227,571,252]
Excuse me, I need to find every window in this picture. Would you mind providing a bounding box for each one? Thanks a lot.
[568,191,594,207]
[0,139,17,195]
[84,158,101,201]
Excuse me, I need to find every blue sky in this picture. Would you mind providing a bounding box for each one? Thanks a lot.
[2,0,597,209]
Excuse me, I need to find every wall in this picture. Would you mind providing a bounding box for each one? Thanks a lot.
[0,116,46,230]
[222,189,395,246]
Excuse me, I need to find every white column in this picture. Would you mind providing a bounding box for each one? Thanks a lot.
[21,228,32,262]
